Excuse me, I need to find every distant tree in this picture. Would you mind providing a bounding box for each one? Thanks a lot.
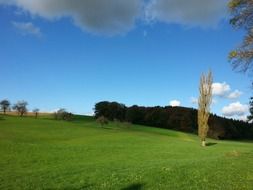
[0,99,10,114]
[54,108,66,120]
[33,108,39,118]
[198,70,213,146]
[54,108,73,121]
[96,116,109,126]
[228,0,253,72]
[13,101,28,117]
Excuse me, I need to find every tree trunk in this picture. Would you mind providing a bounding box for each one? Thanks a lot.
[202,140,206,147]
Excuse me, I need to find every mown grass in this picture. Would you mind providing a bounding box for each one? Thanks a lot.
[0,115,252,190]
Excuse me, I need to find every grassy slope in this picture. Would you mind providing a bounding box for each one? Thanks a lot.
[0,115,252,190]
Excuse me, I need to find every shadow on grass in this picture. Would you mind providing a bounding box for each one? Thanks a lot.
[46,183,94,190]
[121,183,144,190]
[101,127,119,130]
[206,142,217,146]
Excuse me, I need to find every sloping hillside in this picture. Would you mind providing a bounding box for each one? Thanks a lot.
[0,115,252,189]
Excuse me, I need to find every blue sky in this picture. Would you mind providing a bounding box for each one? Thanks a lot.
[0,0,251,120]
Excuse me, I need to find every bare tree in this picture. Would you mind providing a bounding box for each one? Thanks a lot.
[0,99,10,114]
[228,0,253,72]
[33,108,39,118]
[13,101,28,117]
[198,70,213,147]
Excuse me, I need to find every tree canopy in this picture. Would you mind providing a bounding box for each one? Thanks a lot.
[0,99,10,114]
[12,101,28,117]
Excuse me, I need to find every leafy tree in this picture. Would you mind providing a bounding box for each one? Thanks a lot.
[94,101,126,121]
[247,97,253,122]
[33,108,39,118]
[13,101,28,117]
[0,99,10,114]
[198,70,213,146]
[125,105,145,124]
[228,0,253,72]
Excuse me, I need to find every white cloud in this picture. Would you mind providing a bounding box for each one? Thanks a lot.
[222,102,248,117]
[12,21,41,37]
[145,0,227,27]
[170,100,181,107]
[190,97,198,104]
[2,0,142,35]
[212,82,230,97]
[227,90,242,99]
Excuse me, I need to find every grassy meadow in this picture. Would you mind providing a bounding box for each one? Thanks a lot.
[0,114,252,190]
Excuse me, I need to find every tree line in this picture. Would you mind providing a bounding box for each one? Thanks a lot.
[0,99,29,116]
[94,101,253,140]
[0,99,73,120]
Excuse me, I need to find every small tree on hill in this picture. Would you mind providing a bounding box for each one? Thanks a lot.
[0,99,10,114]
[33,108,39,118]
[198,70,213,147]
[13,101,28,117]
[54,108,73,121]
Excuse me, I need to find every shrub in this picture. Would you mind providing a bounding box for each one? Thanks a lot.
[54,109,73,121]
[96,116,109,126]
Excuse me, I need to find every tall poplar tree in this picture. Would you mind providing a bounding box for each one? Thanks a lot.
[198,70,213,147]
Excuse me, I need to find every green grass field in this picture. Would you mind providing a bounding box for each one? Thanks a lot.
[0,115,252,190]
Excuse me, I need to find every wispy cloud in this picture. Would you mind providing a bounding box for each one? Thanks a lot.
[190,97,198,104]
[222,102,248,117]
[12,21,42,37]
[145,0,227,28]
[227,90,243,99]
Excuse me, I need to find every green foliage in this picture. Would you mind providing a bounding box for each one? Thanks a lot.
[94,101,126,121]
[0,115,252,189]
